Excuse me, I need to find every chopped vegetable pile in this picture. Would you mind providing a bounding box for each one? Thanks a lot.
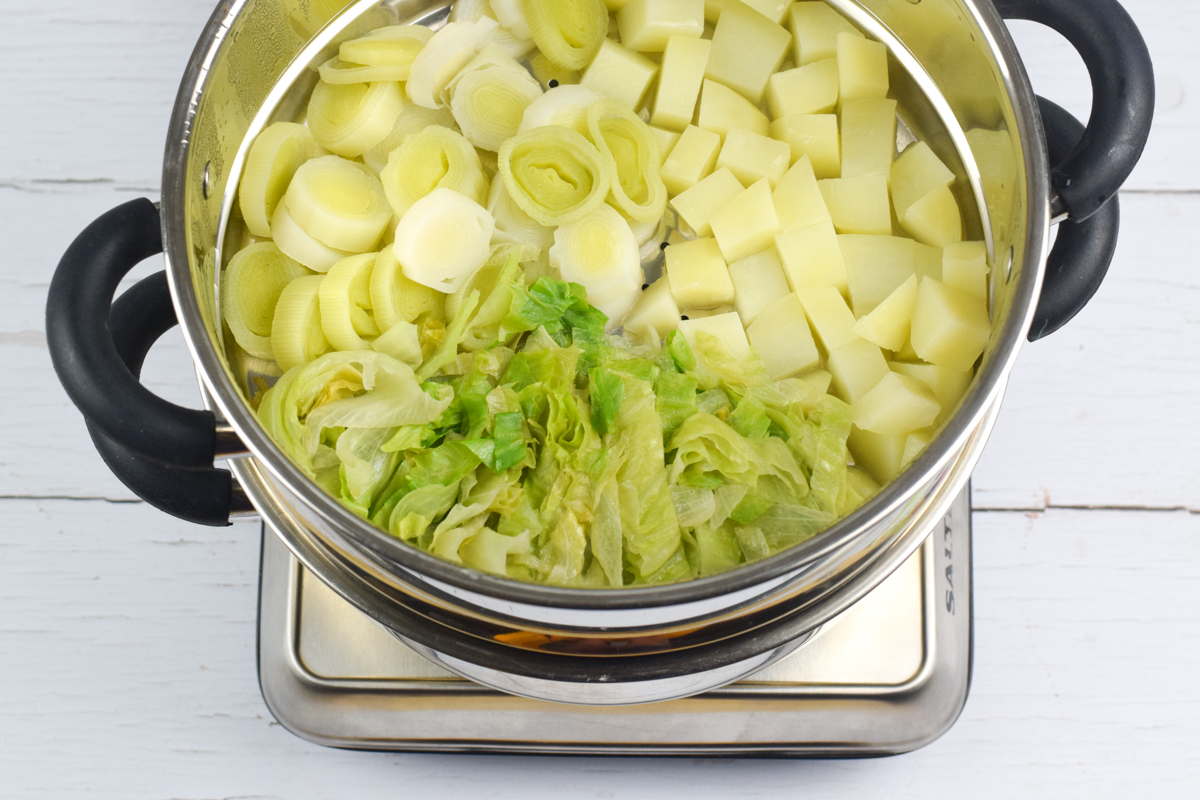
[223,0,994,587]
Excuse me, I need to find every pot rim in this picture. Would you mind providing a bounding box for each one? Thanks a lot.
[162,0,1050,613]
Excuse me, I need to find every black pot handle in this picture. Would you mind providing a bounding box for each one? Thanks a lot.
[87,272,251,527]
[1028,97,1120,341]
[47,198,225,469]
[994,0,1155,223]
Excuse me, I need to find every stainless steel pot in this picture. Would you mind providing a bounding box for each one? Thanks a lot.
[48,0,1153,705]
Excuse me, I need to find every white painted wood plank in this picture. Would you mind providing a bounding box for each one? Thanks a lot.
[972,191,1200,511]
[2,501,1196,797]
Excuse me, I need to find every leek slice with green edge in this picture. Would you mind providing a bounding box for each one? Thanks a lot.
[499,125,610,227]
[549,203,643,328]
[406,17,499,109]
[525,0,608,71]
[339,24,432,77]
[379,125,489,219]
[517,84,600,136]
[238,122,317,239]
[284,155,393,252]
[490,0,533,40]
[271,201,352,273]
[307,79,405,158]
[587,99,669,224]
[487,178,554,250]
[271,274,332,372]
[393,188,495,293]
[221,242,313,361]
[529,52,581,90]
[362,101,459,174]
[319,253,381,351]
[448,46,544,152]
[317,57,410,86]
[370,244,446,332]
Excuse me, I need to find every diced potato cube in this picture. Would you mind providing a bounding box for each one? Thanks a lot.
[901,185,963,247]
[776,220,847,295]
[795,286,858,352]
[770,114,840,178]
[891,141,955,220]
[747,293,821,379]
[852,371,940,435]
[651,36,712,131]
[716,128,791,188]
[827,337,889,403]
[661,125,723,195]
[942,241,989,299]
[618,0,705,52]
[913,241,943,282]
[910,278,991,370]
[680,311,751,359]
[766,59,839,120]
[819,175,891,235]
[787,2,863,65]
[709,179,781,264]
[849,426,908,484]
[648,125,683,163]
[798,368,833,395]
[582,39,660,111]
[839,234,916,317]
[729,248,791,324]
[841,99,897,180]
[891,361,972,426]
[851,274,919,351]
[705,0,791,24]
[665,237,735,308]
[900,430,932,471]
[683,305,735,319]
[705,1,792,104]
[672,167,744,237]
[622,277,681,339]
[698,79,771,139]
[837,32,888,103]
[773,155,831,232]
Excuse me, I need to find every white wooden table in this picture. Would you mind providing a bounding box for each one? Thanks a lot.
[2,1,1197,796]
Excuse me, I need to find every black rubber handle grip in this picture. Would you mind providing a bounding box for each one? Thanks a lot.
[1028,98,1120,341]
[87,272,239,527]
[995,0,1154,222]
[47,198,218,469]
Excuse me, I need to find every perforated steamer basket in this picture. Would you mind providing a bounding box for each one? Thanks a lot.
[48,0,1152,704]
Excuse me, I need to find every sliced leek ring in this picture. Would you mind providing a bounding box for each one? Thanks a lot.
[406,17,499,109]
[499,124,610,227]
[524,0,608,71]
[307,79,405,158]
[361,100,459,174]
[450,0,492,23]
[481,23,537,61]
[271,201,352,273]
[238,122,317,239]
[587,99,669,224]
[317,57,410,86]
[379,125,489,219]
[271,274,332,372]
[491,0,533,40]
[393,188,495,294]
[487,177,554,250]
[449,55,543,152]
[549,203,643,327]
[517,84,600,136]
[283,155,392,252]
[319,253,380,351]
[339,24,432,77]
[221,242,313,360]
[370,244,447,332]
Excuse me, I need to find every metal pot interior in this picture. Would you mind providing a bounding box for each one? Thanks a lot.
[163,0,1046,629]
